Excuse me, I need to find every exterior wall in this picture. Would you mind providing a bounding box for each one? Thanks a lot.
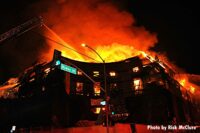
[1,51,199,130]
[60,56,186,124]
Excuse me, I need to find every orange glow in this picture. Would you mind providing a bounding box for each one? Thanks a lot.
[38,0,157,62]
[102,107,106,111]
[89,44,141,62]
[94,107,101,114]
[0,84,18,91]
[42,24,84,61]
[81,43,86,47]
[132,67,139,72]
[140,51,155,62]
[180,79,186,86]
[133,78,142,91]
[0,78,19,98]
[109,71,116,77]
[34,0,200,97]
[77,70,83,75]
[41,24,199,96]
[190,86,195,94]
[94,82,101,96]
[175,75,197,94]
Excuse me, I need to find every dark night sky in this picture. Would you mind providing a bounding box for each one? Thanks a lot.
[0,0,199,83]
[127,0,199,74]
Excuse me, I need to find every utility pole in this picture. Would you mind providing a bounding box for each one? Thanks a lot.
[81,43,109,133]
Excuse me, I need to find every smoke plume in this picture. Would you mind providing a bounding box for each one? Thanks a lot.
[32,0,158,61]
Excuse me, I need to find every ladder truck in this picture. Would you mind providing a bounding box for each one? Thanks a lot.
[0,16,43,44]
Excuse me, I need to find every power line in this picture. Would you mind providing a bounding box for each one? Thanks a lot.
[32,29,100,63]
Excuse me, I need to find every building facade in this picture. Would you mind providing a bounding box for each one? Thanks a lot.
[0,50,199,130]
[56,50,198,125]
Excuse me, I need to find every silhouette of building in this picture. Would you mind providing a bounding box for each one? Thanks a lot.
[0,50,199,131]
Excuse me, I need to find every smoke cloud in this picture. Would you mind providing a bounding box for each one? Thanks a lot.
[32,0,158,60]
[1,0,158,81]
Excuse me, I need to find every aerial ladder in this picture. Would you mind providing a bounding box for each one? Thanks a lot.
[0,16,44,96]
[0,16,43,44]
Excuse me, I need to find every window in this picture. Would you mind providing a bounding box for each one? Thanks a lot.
[44,67,51,74]
[132,67,139,72]
[93,71,100,77]
[158,80,164,86]
[91,107,101,114]
[132,78,143,92]
[95,107,101,114]
[109,71,116,77]
[94,82,101,96]
[77,70,83,75]
[76,82,83,94]
[91,98,103,106]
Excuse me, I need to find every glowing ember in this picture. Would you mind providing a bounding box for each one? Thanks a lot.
[190,86,195,94]
[175,75,198,94]
[180,79,186,86]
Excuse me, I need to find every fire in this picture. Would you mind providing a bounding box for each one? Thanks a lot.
[42,24,156,63]
[190,86,195,94]
[42,24,84,61]
[0,78,19,97]
[180,79,186,86]
[42,23,199,96]
[175,75,197,94]
[38,0,157,62]
[33,0,199,97]
[42,24,198,95]
[87,43,143,62]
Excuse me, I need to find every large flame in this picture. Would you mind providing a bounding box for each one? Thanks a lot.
[42,24,84,61]
[32,0,200,96]
[175,74,199,94]
[36,0,157,62]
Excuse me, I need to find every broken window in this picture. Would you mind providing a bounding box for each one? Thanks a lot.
[94,82,101,96]
[91,107,101,114]
[76,82,83,95]
[93,71,100,77]
[132,78,143,93]
[132,67,139,72]
[109,71,116,77]
[77,70,83,75]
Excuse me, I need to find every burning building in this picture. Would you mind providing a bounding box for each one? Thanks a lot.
[1,49,199,130]
[0,1,199,131]
[53,50,200,125]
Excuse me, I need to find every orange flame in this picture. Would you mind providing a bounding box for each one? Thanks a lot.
[175,75,197,94]
[190,86,196,94]
[33,0,200,97]
[37,0,157,62]
[180,79,186,86]
[41,24,84,61]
